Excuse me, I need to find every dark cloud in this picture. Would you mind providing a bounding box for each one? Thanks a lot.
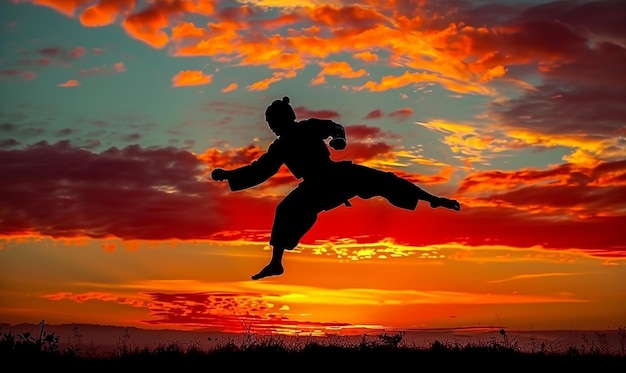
[345,124,391,140]
[456,160,626,236]
[294,106,341,120]
[0,68,36,81]
[37,46,87,61]
[449,0,626,156]
[0,141,228,240]
[490,43,626,137]
[515,0,626,39]
[0,138,20,149]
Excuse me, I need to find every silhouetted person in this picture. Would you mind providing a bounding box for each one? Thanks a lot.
[212,96,461,280]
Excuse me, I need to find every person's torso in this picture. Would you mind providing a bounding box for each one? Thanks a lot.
[273,119,333,179]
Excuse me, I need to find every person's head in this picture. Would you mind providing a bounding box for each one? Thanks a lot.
[265,96,296,135]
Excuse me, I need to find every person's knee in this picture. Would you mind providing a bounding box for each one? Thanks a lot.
[275,198,298,216]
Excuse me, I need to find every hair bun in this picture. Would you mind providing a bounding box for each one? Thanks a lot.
[282,96,290,104]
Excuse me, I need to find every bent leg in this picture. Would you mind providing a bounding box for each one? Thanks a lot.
[253,185,322,280]
[269,185,320,250]
[251,245,285,280]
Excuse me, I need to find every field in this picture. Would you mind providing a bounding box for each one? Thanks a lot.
[2,323,625,371]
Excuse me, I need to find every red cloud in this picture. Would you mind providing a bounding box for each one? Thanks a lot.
[2,142,625,259]
[303,197,626,259]
[346,124,389,140]
[294,106,341,120]
[141,292,352,333]
[70,46,87,58]
[387,107,413,121]
[365,109,383,119]
[329,141,394,164]
[58,79,80,87]
[457,160,626,218]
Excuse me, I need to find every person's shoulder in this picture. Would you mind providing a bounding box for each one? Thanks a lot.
[299,118,335,126]
[267,137,283,150]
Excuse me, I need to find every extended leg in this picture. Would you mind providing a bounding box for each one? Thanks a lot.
[411,184,460,211]
[348,164,460,211]
[428,195,461,211]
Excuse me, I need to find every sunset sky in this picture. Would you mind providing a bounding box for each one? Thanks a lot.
[1,0,625,337]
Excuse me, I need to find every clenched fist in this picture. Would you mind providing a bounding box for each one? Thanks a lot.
[211,168,229,181]
[329,137,346,150]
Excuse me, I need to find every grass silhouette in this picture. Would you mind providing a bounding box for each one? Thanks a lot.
[2,322,625,371]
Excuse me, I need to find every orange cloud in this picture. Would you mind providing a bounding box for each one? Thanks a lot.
[173,21,239,57]
[58,79,80,87]
[247,70,296,91]
[312,60,367,85]
[171,21,206,39]
[198,145,266,169]
[193,0,215,15]
[171,70,212,87]
[353,50,378,62]
[306,4,389,29]
[121,0,194,49]
[163,4,509,95]
[26,0,92,17]
[221,82,238,93]
[26,0,615,101]
[355,70,492,95]
[79,0,136,27]
[237,37,306,70]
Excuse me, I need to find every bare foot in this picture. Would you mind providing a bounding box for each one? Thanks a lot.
[251,264,284,280]
[430,197,461,211]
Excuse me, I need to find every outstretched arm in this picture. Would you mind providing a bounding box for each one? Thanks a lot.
[210,144,283,191]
